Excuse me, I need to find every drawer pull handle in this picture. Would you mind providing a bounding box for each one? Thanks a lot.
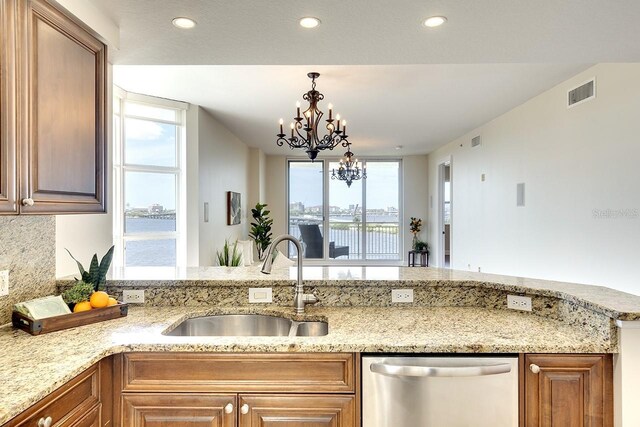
[38,416,52,427]
[22,198,35,207]
[224,403,233,414]
[241,403,249,415]
[530,363,541,374]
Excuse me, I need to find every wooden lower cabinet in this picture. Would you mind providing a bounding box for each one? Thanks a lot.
[116,353,358,427]
[122,394,236,427]
[5,357,112,427]
[524,354,613,427]
[239,395,355,427]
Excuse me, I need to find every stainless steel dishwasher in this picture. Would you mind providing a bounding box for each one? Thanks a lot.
[362,356,519,427]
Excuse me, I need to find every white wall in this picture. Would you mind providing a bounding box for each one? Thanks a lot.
[198,108,251,266]
[248,147,267,208]
[427,63,640,295]
[264,154,429,263]
[185,106,200,266]
[402,155,429,257]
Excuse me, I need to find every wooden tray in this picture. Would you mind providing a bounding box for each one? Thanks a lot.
[12,303,128,335]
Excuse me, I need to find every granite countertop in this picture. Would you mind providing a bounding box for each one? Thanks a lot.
[0,304,614,424]
[69,265,640,321]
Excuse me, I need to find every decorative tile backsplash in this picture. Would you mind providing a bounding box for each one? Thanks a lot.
[0,216,56,324]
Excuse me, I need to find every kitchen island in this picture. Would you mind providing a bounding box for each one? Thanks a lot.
[2,266,639,425]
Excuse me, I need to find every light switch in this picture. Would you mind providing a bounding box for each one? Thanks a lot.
[517,183,525,207]
[204,202,209,222]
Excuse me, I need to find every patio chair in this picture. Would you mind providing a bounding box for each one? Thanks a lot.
[298,224,349,259]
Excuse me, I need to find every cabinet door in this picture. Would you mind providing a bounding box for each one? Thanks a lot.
[0,0,18,213]
[17,0,107,214]
[239,395,356,427]
[524,354,613,427]
[122,393,236,427]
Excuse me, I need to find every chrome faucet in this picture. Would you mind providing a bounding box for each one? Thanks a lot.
[261,234,318,314]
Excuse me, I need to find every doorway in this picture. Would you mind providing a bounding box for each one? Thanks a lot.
[438,162,452,268]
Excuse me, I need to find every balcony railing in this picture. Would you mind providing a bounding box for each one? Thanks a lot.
[289,217,400,260]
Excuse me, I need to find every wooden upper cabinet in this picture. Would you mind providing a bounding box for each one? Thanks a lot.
[524,354,613,427]
[0,0,18,213]
[17,0,107,214]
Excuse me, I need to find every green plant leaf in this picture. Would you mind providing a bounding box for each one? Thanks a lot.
[97,245,115,290]
[65,248,86,276]
[89,254,100,290]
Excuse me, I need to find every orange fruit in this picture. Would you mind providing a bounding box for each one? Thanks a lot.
[90,291,110,308]
[107,297,118,306]
[73,301,92,312]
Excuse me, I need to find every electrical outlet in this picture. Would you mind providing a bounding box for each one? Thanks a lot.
[0,270,8,296]
[249,287,273,303]
[123,290,145,304]
[507,295,532,312]
[392,289,414,303]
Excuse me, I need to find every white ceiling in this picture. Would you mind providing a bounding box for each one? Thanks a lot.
[100,0,639,155]
[93,0,640,65]
[114,64,589,155]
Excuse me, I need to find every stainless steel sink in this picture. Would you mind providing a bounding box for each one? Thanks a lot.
[164,314,328,337]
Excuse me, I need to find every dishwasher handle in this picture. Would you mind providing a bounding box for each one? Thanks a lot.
[370,362,512,378]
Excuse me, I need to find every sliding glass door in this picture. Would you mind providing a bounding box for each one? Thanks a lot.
[328,161,363,260]
[288,161,324,258]
[287,159,401,262]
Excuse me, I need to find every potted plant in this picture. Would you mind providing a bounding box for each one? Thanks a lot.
[249,203,273,260]
[216,239,242,267]
[66,246,115,292]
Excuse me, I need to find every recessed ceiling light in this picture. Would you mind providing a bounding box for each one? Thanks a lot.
[423,16,447,28]
[299,17,321,29]
[172,17,197,29]
[395,145,403,150]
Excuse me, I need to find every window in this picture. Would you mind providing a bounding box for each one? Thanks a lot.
[287,159,402,262]
[113,89,187,267]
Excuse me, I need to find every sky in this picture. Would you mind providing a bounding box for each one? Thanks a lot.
[123,118,177,210]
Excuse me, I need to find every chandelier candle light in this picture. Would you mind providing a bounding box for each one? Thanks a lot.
[277,72,349,160]
[331,142,366,187]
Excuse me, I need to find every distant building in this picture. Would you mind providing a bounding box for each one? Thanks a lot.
[148,204,164,213]
[306,205,323,214]
[289,202,305,213]
[387,206,399,214]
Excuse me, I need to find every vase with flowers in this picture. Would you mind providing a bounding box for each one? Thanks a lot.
[409,217,423,250]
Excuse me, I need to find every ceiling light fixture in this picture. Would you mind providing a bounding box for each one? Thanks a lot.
[331,142,367,187]
[423,16,447,27]
[299,17,321,29]
[277,72,350,160]
[172,17,197,29]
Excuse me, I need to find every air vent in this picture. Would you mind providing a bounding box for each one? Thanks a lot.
[567,78,595,108]
[471,135,481,147]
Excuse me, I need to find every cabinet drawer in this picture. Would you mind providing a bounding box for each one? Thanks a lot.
[8,364,100,427]
[123,353,355,393]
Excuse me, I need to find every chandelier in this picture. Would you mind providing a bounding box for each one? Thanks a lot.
[331,142,366,187]
[276,72,348,160]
